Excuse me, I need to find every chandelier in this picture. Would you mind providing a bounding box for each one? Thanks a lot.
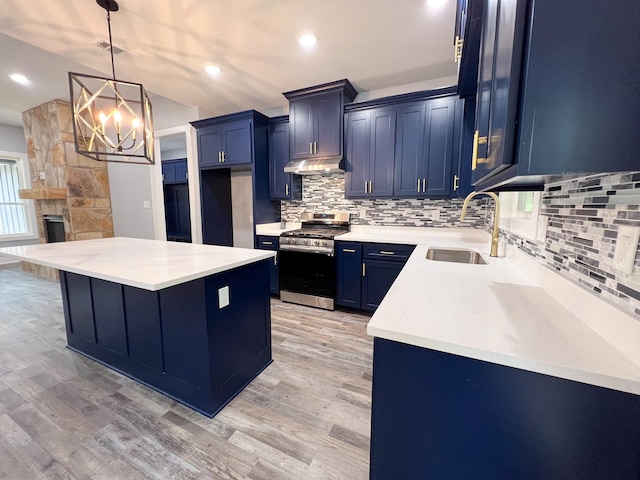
[69,0,154,165]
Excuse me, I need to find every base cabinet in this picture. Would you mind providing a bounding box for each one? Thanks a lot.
[60,261,272,417]
[256,235,279,295]
[370,337,640,479]
[336,242,414,312]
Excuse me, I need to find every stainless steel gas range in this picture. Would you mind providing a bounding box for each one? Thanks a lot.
[278,212,350,310]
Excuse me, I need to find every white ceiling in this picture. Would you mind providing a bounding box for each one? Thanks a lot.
[0,0,458,127]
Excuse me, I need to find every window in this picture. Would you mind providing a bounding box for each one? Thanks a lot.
[499,191,544,241]
[0,155,35,239]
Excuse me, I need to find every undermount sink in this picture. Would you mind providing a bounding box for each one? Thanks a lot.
[426,248,487,265]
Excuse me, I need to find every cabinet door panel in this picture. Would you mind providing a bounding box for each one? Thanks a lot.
[162,162,176,183]
[123,286,163,372]
[223,121,252,165]
[473,0,527,184]
[369,108,396,197]
[345,111,371,197]
[198,128,223,167]
[315,91,342,157]
[362,260,403,312]
[289,99,315,160]
[393,103,425,197]
[175,160,188,182]
[423,99,455,196]
[269,122,290,200]
[65,273,96,342]
[336,242,363,308]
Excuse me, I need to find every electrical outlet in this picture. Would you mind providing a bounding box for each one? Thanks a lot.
[536,215,548,243]
[38,171,45,180]
[359,209,367,219]
[613,225,640,275]
[142,200,151,209]
[431,210,440,222]
[218,286,230,309]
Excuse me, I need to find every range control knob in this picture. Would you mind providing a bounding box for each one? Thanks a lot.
[312,239,319,246]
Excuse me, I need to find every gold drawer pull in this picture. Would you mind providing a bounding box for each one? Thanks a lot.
[379,251,395,255]
[343,248,356,253]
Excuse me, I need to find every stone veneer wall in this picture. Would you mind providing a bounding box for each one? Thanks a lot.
[495,172,640,320]
[21,99,114,280]
[280,173,489,228]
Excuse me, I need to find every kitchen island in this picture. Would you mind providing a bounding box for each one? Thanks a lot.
[0,237,276,417]
[337,227,640,479]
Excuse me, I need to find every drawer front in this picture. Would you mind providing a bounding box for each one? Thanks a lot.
[256,235,278,251]
[362,243,415,263]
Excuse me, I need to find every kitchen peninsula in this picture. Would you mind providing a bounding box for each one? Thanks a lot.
[0,237,275,417]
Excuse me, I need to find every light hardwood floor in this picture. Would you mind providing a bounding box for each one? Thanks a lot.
[0,264,373,479]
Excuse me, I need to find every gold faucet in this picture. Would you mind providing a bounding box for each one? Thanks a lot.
[460,191,501,257]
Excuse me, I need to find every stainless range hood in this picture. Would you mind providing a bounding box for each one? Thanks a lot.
[284,156,344,175]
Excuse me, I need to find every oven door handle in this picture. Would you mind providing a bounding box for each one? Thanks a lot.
[279,244,335,256]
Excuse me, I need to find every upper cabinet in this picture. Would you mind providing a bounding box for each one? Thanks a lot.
[268,116,301,200]
[345,107,396,197]
[162,159,188,184]
[194,117,253,168]
[471,0,528,186]
[455,0,485,98]
[284,79,357,162]
[345,90,467,199]
[467,0,640,191]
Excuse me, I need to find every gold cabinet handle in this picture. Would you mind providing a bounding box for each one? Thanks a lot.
[343,248,356,253]
[314,142,317,154]
[362,263,366,277]
[285,184,289,196]
[455,36,464,62]
[369,181,373,193]
[379,251,395,255]
[471,131,488,171]
[417,178,421,192]
[423,178,426,192]
[453,174,459,191]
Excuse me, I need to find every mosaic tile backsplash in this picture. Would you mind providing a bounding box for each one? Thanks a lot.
[499,172,640,319]
[281,174,489,228]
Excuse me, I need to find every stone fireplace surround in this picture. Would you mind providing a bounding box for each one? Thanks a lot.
[21,99,114,280]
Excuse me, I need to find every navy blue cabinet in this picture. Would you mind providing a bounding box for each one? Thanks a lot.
[370,337,640,479]
[196,119,252,168]
[455,0,484,98]
[471,0,528,186]
[162,159,187,184]
[336,241,414,312]
[256,235,279,295]
[346,90,464,199]
[268,116,301,200]
[192,111,279,246]
[345,107,395,198]
[472,0,640,191]
[394,97,456,197]
[336,242,362,308]
[284,80,357,163]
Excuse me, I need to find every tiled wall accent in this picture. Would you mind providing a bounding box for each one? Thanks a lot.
[281,173,489,228]
[21,100,114,280]
[497,172,640,319]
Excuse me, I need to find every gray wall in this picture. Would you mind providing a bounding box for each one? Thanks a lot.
[0,123,27,152]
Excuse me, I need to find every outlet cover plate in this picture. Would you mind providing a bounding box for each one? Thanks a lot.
[218,286,230,308]
[613,225,640,275]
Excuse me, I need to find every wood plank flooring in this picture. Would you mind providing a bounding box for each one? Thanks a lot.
[0,264,373,479]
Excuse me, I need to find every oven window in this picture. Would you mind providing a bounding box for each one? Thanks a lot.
[279,250,335,298]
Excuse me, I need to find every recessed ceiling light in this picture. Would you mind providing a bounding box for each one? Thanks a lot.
[297,32,319,48]
[9,73,30,85]
[205,65,222,77]
[426,0,448,8]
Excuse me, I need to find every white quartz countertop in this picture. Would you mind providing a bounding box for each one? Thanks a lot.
[0,237,275,291]
[255,222,301,236]
[351,227,640,395]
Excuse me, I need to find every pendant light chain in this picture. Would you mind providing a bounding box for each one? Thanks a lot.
[106,10,116,80]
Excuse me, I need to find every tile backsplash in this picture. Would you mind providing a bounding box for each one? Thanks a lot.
[281,173,488,228]
[499,172,640,319]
